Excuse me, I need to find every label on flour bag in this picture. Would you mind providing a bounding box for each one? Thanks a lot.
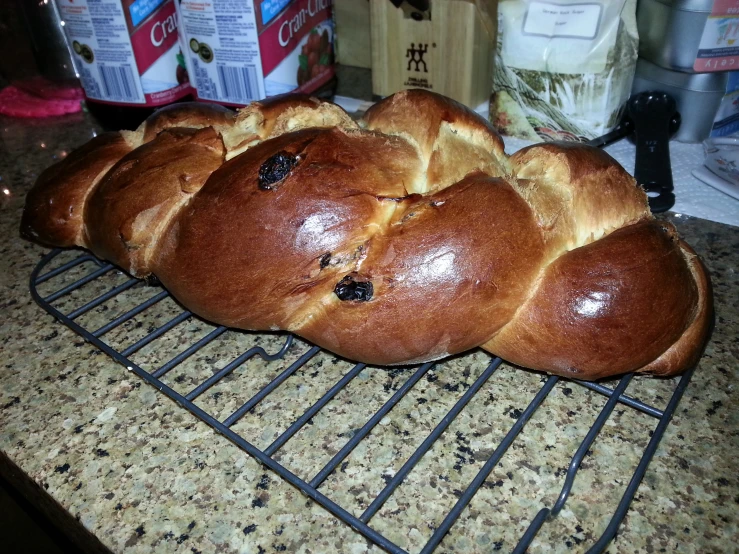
[502,0,616,75]
[56,0,191,106]
[522,1,602,40]
[175,0,335,106]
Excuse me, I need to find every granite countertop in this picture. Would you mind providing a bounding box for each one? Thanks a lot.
[1,69,738,554]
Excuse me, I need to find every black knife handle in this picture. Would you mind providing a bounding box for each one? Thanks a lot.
[586,118,634,148]
[627,91,678,213]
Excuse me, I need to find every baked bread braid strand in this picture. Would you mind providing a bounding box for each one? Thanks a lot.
[20,90,713,380]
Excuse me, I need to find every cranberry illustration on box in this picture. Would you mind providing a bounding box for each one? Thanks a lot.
[176,0,336,106]
[298,28,333,86]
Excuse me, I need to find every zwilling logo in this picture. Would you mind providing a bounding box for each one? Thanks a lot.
[406,43,428,73]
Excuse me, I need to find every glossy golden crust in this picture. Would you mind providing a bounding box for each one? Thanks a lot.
[153,127,419,329]
[229,93,357,158]
[140,102,235,142]
[363,89,509,193]
[639,239,713,376]
[20,90,714,380]
[20,132,134,247]
[85,127,225,277]
[510,142,650,256]
[482,221,707,379]
[297,173,547,365]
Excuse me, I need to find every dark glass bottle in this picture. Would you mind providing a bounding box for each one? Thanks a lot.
[85,94,194,132]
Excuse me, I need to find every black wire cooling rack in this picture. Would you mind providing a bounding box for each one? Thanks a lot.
[29,248,695,554]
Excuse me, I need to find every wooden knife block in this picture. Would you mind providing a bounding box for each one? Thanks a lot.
[370,0,497,109]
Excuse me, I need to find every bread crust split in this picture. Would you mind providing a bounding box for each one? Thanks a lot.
[20,90,713,380]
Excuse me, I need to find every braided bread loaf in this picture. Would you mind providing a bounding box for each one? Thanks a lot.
[21,90,712,380]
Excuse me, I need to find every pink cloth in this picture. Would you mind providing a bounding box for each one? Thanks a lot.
[0,78,83,118]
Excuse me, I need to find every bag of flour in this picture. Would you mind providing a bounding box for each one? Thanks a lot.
[490,0,638,142]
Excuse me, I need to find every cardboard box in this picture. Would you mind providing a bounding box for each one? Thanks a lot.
[370,0,497,108]
[176,0,336,105]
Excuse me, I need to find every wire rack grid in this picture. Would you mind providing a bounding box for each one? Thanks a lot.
[28,248,695,554]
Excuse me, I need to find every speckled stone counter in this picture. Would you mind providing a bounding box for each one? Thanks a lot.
[1,71,737,554]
